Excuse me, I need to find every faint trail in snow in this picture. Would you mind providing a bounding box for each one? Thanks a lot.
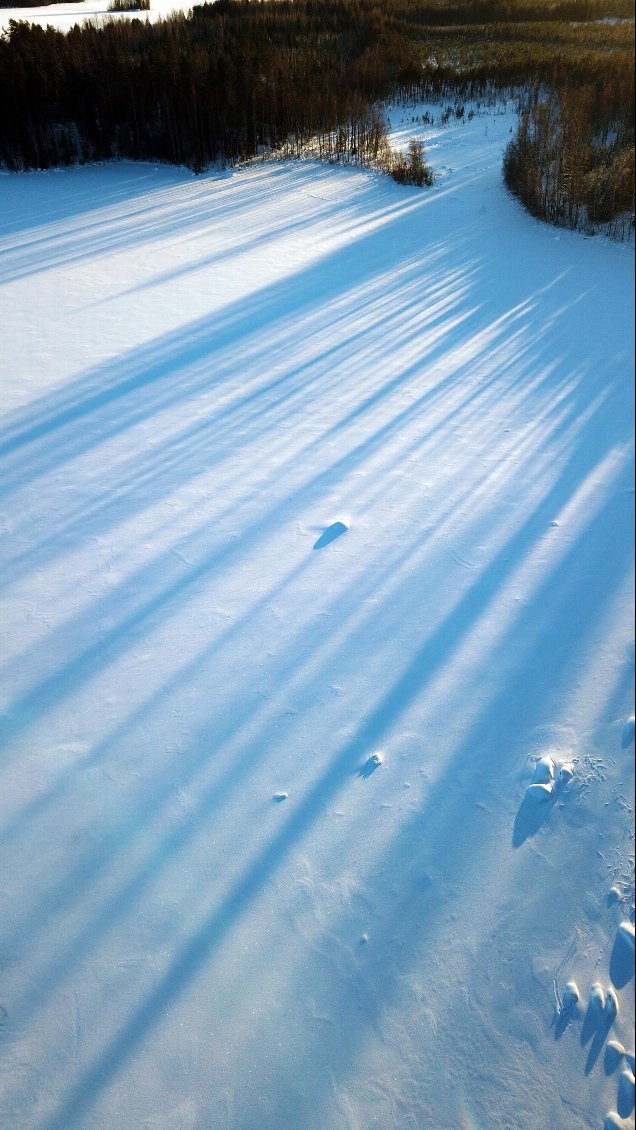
[445,547,474,569]
[170,547,193,567]
[72,989,81,1057]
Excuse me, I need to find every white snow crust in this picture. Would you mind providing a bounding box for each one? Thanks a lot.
[0,102,634,1130]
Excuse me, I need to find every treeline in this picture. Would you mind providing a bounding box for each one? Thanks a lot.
[107,0,150,11]
[0,0,80,7]
[504,74,634,238]
[0,0,633,220]
[0,4,416,173]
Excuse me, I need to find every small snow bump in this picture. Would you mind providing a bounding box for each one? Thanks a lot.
[525,781,555,802]
[617,921,635,951]
[562,981,580,1008]
[531,756,555,784]
[358,752,383,778]
[590,982,606,1012]
[618,1069,635,1118]
[605,986,619,1019]
[313,520,350,550]
[558,763,574,785]
[273,792,288,803]
[606,1042,626,1074]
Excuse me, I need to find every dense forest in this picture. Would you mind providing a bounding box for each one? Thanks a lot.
[504,81,634,239]
[0,0,633,234]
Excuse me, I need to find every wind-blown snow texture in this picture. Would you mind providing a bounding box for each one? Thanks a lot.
[1,104,634,1130]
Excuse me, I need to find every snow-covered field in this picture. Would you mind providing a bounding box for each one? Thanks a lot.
[0,0,190,32]
[0,104,634,1130]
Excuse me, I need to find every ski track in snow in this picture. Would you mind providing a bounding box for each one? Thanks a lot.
[0,100,634,1130]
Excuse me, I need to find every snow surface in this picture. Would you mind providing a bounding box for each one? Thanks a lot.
[0,0,190,32]
[0,103,634,1130]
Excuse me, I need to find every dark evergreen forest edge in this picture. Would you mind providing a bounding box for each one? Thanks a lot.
[1,0,634,236]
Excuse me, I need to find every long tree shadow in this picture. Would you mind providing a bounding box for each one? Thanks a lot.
[1,161,362,282]
[5,240,559,757]
[244,490,634,1129]
[0,256,475,591]
[1,439,622,1036]
[1,155,633,1130]
[28,445,633,1130]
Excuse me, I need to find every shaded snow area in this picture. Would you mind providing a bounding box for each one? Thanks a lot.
[0,104,634,1130]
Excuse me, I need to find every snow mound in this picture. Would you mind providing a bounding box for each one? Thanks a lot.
[605,1042,625,1074]
[610,921,636,989]
[525,781,555,801]
[313,520,349,549]
[531,755,555,784]
[617,1069,635,1119]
